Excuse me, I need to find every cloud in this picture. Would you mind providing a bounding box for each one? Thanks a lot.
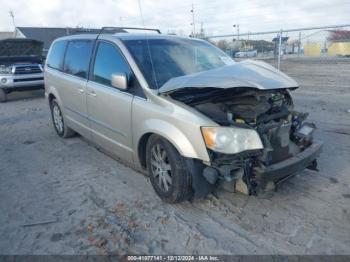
[0,0,349,37]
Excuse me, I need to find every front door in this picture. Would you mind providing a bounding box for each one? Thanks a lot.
[86,41,135,163]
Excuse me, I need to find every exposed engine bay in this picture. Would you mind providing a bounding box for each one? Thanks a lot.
[170,87,321,195]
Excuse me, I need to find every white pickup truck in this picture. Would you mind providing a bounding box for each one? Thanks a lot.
[235,50,258,58]
[0,39,44,102]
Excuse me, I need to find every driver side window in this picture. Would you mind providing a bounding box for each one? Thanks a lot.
[92,42,132,88]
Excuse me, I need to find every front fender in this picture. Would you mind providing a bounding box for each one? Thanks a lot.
[136,118,210,163]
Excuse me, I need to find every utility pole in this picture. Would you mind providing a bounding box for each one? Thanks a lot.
[9,10,17,37]
[233,24,240,51]
[200,22,204,36]
[278,29,283,70]
[233,24,239,41]
[190,4,195,37]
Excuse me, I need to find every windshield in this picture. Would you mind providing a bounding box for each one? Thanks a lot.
[123,38,235,89]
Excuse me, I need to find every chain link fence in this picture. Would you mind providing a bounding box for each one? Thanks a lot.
[204,24,350,71]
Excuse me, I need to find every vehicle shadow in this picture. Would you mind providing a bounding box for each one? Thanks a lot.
[4,89,45,102]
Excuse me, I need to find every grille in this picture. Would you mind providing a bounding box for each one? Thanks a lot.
[13,77,43,82]
[14,65,42,75]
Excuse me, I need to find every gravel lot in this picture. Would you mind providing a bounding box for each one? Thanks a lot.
[0,58,349,255]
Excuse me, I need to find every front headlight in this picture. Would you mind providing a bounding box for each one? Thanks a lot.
[0,66,12,74]
[201,126,263,154]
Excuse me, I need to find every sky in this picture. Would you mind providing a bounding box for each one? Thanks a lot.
[0,0,349,37]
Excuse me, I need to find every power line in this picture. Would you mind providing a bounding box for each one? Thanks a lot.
[126,1,350,35]
[142,0,349,19]
[190,4,195,36]
[207,24,350,39]
[199,2,350,25]
[160,0,283,15]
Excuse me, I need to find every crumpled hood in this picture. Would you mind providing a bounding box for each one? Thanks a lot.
[158,60,298,94]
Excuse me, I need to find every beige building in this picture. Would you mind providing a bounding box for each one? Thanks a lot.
[0,31,15,40]
[328,42,350,56]
[304,43,322,56]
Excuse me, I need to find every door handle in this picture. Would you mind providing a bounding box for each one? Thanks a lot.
[88,91,97,97]
[78,88,85,94]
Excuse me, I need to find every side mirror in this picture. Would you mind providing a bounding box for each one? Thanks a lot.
[111,72,128,90]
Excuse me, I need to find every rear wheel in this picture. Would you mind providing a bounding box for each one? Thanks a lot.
[146,135,192,203]
[0,89,7,103]
[50,99,75,138]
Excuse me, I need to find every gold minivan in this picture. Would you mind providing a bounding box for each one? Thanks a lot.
[45,27,322,203]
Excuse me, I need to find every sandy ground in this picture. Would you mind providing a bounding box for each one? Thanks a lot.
[0,59,349,255]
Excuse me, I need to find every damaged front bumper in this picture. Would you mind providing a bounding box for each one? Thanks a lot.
[192,140,323,196]
[258,140,323,190]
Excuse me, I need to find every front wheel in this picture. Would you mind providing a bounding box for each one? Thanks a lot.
[50,99,75,138]
[146,135,192,203]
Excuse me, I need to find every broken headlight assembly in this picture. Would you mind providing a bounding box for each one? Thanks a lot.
[201,126,264,154]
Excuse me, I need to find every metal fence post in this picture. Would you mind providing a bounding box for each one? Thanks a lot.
[298,31,301,57]
[278,29,282,70]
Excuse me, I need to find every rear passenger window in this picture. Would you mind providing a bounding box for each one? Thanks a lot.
[63,40,93,79]
[47,41,66,70]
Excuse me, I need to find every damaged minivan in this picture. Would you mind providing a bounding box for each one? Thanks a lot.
[45,28,322,203]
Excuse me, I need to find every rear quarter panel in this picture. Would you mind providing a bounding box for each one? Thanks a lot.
[44,68,63,106]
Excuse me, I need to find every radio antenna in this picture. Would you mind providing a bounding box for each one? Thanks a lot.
[137,0,159,92]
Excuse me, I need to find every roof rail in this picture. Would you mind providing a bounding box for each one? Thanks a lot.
[96,27,161,39]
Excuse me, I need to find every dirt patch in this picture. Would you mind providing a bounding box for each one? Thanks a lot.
[329,178,339,184]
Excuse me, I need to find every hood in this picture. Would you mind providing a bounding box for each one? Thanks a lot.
[158,60,298,94]
[0,38,43,59]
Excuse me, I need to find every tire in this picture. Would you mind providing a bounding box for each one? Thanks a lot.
[0,89,7,103]
[146,134,192,203]
[50,99,75,138]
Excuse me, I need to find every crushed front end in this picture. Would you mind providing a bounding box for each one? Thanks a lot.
[172,87,323,195]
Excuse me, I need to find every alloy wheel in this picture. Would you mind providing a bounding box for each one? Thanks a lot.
[150,143,172,192]
[53,104,64,134]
